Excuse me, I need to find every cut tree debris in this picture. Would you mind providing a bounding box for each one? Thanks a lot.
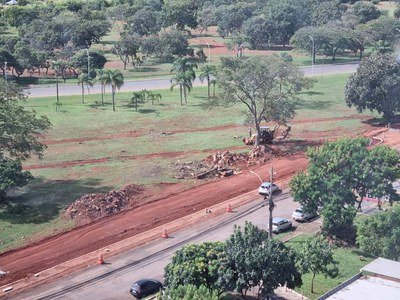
[175,145,279,180]
[64,184,144,225]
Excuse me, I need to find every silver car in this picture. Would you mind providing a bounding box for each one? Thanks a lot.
[271,217,292,233]
[258,182,279,196]
[292,207,318,222]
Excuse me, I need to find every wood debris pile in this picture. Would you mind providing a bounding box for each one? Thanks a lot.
[175,146,277,180]
[64,184,144,225]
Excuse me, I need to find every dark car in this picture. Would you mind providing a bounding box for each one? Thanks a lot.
[130,278,162,299]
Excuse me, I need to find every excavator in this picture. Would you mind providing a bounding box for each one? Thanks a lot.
[243,118,291,145]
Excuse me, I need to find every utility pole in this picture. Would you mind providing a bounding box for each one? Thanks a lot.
[268,165,274,239]
[86,48,90,78]
[205,41,211,67]
[308,35,314,77]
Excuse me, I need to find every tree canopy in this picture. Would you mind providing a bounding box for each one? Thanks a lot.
[0,79,51,199]
[345,54,400,127]
[290,137,400,243]
[215,55,311,145]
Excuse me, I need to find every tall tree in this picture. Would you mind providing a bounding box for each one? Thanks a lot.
[220,222,302,299]
[345,54,400,127]
[297,235,339,293]
[215,56,311,145]
[170,71,193,106]
[199,65,217,98]
[290,137,400,242]
[164,242,227,295]
[112,34,141,70]
[357,206,400,261]
[77,74,93,104]
[0,79,51,200]
[102,69,124,111]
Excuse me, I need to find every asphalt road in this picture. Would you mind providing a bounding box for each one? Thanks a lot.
[14,191,376,300]
[25,62,358,98]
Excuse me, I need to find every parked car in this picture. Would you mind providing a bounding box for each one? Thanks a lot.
[292,207,318,222]
[258,182,279,196]
[130,279,162,299]
[271,217,292,233]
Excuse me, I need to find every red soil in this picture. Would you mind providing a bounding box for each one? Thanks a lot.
[0,153,307,286]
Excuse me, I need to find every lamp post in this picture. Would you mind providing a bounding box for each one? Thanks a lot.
[205,41,211,67]
[308,34,315,77]
[85,48,90,78]
[252,167,276,239]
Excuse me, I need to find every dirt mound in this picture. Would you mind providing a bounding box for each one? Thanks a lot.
[64,184,144,225]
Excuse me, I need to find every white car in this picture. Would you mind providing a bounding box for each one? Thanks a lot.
[258,182,279,196]
[271,217,292,233]
[292,207,318,222]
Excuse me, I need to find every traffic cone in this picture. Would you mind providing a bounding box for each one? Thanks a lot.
[225,204,233,213]
[97,253,104,265]
[161,228,169,238]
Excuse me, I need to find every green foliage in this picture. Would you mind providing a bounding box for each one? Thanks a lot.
[126,8,161,36]
[297,235,339,293]
[357,205,400,261]
[0,79,50,199]
[112,34,141,70]
[352,1,381,23]
[215,55,311,145]
[221,222,302,298]
[160,284,219,300]
[101,69,124,111]
[290,137,400,242]
[71,50,107,75]
[345,54,400,126]
[164,242,227,294]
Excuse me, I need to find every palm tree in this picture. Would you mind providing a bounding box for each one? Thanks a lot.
[96,69,107,106]
[199,65,217,98]
[210,79,217,97]
[143,89,162,105]
[131,91,145,111]
[170,57,198,80]
[102,69,124,111]
[77,74,93,104]
[170,71,193,106]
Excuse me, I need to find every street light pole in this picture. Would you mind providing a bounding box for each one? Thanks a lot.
[205,41,211,67]
[268,165,274,239]
[85,48,90,78]
[308,35,314,77]
[250,170,264,184]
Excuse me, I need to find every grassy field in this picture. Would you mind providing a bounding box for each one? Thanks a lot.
[286,234,375,300]
[0,72,373,252]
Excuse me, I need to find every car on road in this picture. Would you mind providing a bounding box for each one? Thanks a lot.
[130,279,162,299]
[258,182,279,196]
[271,217,292,233]
[292,207,318,222]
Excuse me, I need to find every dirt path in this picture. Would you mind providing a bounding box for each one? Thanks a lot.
[0,153,307,286]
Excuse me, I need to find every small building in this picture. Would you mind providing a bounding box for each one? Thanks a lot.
[319,257,400,300]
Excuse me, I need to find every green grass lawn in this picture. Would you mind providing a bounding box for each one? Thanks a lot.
[0,72,375,252]
[286,234,375,300]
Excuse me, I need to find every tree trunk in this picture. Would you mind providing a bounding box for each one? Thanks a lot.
[81,83,85,104]
[255,120,261,146]
[101,84,104,106]
[112,87,116,111]
[313,50,316,64]
[135,98,138,111]
[311,272,316,293]
[207,77,210,98]
[179,85,183,106]
[183,85,187,104]
[123,56,127,70]
[357,196,363,211]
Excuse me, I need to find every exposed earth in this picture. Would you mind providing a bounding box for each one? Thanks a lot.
[0,117,399,287]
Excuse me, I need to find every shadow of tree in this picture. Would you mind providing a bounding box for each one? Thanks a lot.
[296,94,334,110]
[0,178,111,224]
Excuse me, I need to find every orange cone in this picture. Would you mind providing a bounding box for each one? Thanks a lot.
[161,228,169,238]
[226,204,233,213]
[97,253,104,265]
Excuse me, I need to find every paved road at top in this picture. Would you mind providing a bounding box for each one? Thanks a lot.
[26,62,358,98]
